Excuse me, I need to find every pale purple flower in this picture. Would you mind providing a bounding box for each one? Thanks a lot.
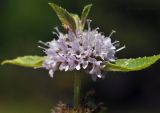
[40,20,125,80]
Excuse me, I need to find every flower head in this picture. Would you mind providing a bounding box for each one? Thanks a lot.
[41,20,125,80]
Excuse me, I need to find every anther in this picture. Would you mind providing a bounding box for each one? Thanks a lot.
[109,30,116,38]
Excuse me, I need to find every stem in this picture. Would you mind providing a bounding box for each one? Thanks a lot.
[73,71,81,109]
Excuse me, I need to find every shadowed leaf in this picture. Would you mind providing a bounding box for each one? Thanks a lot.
[48,2,77,31]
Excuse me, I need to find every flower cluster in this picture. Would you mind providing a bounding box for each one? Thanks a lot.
[41,21,124,80]
[51,101,92,113]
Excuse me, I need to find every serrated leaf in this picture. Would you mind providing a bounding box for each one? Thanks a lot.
[48,2,77,31]
[1,56,44,68]
[81,4,92,29]
[103,54,160,72]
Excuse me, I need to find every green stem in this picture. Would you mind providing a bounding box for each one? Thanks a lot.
[73,71,81,109]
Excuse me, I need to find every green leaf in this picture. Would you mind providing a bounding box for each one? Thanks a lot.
[48,2,77,31]
[103,54,160,72]
[1,56,44,68]
[70,13,82,31]
[81,4,92,29]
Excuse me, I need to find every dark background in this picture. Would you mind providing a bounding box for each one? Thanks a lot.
[0,0,160,113]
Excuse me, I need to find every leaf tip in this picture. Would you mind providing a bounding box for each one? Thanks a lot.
[48,2,53,6]
[1,60,9,65]
[88,3,93,7]
[1,62,4,65]
[48,2,57,9]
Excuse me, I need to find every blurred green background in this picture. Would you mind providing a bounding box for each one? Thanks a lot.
[0,0,160,113]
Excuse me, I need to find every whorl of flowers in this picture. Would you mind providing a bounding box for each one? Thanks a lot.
[40,20,125,80]
[51,101,92,113]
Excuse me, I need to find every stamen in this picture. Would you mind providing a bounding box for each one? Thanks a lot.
[95,27,99,31]
[114,43,120,47]
[112,41,120,47]
[38,40,48,46]
[116,45,126,52]
[52,32,59,37]
[112,41,119,45]
[87,19,92,31]
[38,46,46,50]
[52,27,61,37]
[109,30,116,38]
[97,74,102,78]
[34,66,41,69]
[54,27,60,33]
[43,50,47,53]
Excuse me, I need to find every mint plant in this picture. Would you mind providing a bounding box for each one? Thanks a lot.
[1,2,160,113]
